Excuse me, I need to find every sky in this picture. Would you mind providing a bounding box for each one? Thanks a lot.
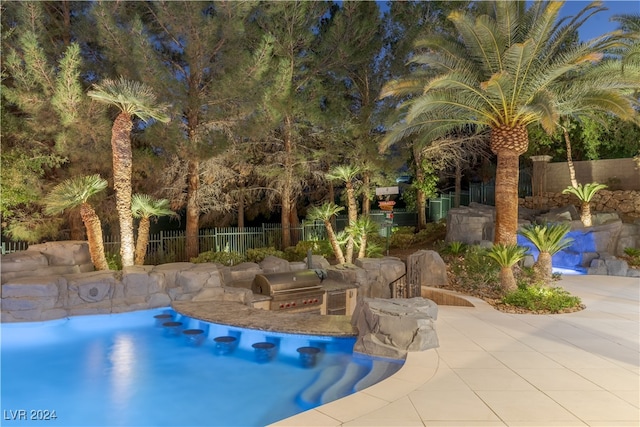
[542,1,638,40]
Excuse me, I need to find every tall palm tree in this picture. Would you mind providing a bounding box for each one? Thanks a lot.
[519,223,573,283]
[131,194,177,265]
[327,165,360,263]
[562,182,607,227]
[43,175,109,270]
[307,203,346,265]
[88,77,169,268]
[380,1,640,246]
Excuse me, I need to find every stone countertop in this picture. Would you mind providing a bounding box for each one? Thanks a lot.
[320,279,357,292]
[172,300,357,337]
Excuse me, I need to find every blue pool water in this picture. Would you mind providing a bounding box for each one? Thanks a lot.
[1,309,402,426]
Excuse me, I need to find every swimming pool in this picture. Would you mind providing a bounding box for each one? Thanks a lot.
[1,309,402,426]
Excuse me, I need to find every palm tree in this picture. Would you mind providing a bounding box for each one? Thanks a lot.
[43,175,109,270]
[487,244,528,292]
[131,194,177,265]
[88,77,169,267]
[327,165,360,263]
[307,203,346,265]
[519,223,573,283]
[562,183,607,227]
[346,216,378,259]
[380,1,640,246]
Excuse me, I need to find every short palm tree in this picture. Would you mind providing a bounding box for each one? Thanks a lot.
[562,182,607,227]
[519,223,573,283]
[88,77,170,268]
[43,175,109,270]
[131,194,177,265]
[380,1,639,246]
[307,202,346,264]
[327,165,360,263]
[486,244,528,292]
[346,216,378,259]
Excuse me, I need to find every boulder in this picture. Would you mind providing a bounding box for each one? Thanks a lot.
[406,250,448,288]
[355,257,405,299]
[351,297,439,359]
[259,256,291,273]
[26,241,92,266]
[305,255,330,270]
[1,251,49,273]
[230,263,262,282]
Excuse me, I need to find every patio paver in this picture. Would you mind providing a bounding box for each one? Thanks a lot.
[272,274,640,426]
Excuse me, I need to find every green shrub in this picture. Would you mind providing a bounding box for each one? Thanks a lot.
[365,241,384,258]
[414,221,447,245]
[245,247,285,263]
[389,232,415,249]
[623,247,640,267]
[283,240,333,262]
[106,253,122,270]
[502,285,582,313]
[449,245,501,292]
[190,250,244,266]
[444,241,467,256]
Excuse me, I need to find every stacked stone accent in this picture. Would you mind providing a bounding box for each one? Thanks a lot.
[520,190,640,219]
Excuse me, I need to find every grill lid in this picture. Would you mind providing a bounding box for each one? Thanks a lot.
[251,270,322,296]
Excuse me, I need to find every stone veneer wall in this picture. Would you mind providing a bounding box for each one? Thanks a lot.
[1,244,406,323]
[543,158,640,193]
[520,190,640,219]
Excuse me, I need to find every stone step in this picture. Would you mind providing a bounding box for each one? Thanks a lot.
[297,364,345,408]
[354,359,400,392]
[320,361,371,404]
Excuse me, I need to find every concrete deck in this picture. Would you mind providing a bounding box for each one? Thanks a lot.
[272,274,639,427]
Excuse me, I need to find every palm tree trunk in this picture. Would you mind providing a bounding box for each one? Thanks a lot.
[562,121,578,188]
[491,125,528,246]
[237,190,245,229]
[80,203,109,270]
[358,234,367,259]
[535,251,553,284]
[134,216,151,265]
[500,267,517,292]
[111,112,135,267]
[414,146,427,230]
[581,201,593,227]
[416,190,427,230]
[185,159,200,260]
[362,172,371,216]
[324,220,346,264]
[345,183,357,264]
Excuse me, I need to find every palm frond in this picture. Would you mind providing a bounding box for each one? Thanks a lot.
[487,243,528,267]
[44,175,107,214]
[519,223,573,255]
[131,194,177,219]
[88,76,170,123]
[307,203,344,221]
[562,183,607,201]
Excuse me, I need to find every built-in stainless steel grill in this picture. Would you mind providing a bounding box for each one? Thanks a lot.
[251,270,324,313]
